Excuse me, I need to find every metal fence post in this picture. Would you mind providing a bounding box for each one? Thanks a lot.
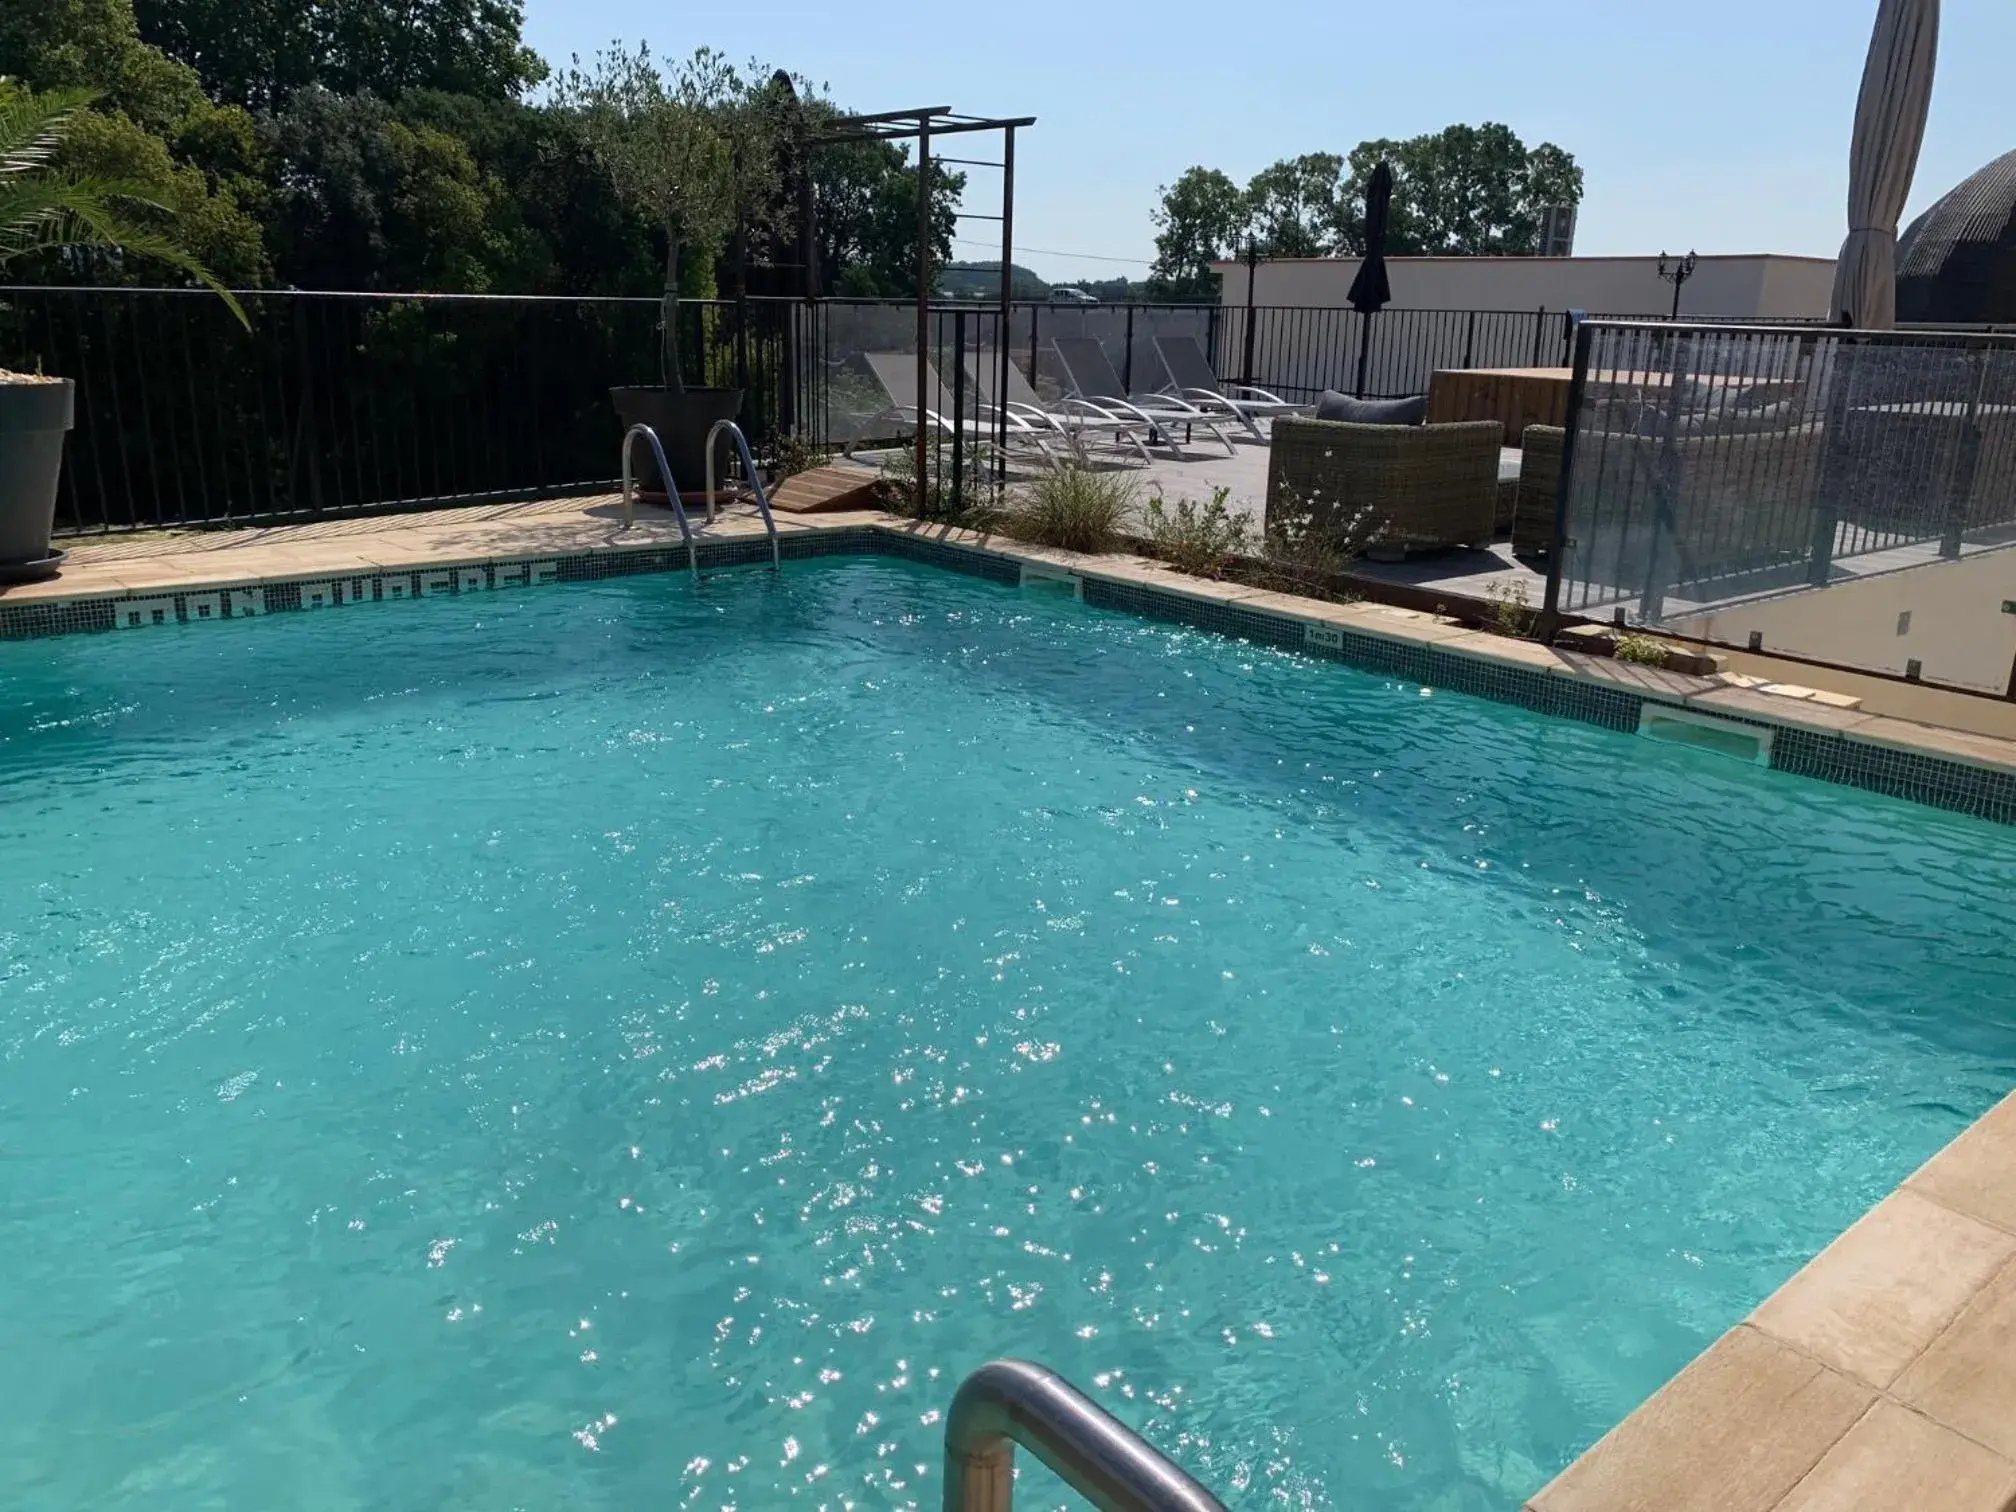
[1461,309,1477,370]
[1942,346,1988,558]
[779,299,799,446]
[1530,307,1547,367]
[289,297,325,514]
[1240,237,1258,388]
[1808,333,1849,586]
[950,305,967,513]
[1122,304,1135,393]
[1028,302,1040,399]
[1539,319,1596,638]
[1639,329,1697,622]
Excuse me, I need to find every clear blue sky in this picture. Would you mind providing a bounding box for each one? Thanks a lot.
[521,0,2014,281]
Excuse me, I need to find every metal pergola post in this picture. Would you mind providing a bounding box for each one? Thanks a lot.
[915,116,932,512]
[808,107,1036,517]
[997,125,1016,481]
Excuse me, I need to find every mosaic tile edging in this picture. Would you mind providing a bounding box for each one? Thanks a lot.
[1076,574,2016,825]
[4,523,2012,824]
[0,529,885,641]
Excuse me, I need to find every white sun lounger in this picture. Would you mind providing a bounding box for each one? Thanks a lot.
[1049,336,1236,458]
[854,351,1064,471]
[962,352,1154,465]
[1152,334,1307,440]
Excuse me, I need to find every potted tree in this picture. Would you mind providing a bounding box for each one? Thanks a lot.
[557,47,783,500]
[1,82,246,581]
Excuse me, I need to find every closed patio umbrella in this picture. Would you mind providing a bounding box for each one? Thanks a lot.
[1348,162,1394,395]
[1347,162,1394,315]
[1831,0,1939,329]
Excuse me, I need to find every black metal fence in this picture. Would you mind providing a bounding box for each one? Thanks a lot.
[1544,320,2016,696]
[1,285,1637,533]
[0,288,820,533]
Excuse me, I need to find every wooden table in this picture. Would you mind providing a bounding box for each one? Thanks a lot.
[1425,367,1572,446]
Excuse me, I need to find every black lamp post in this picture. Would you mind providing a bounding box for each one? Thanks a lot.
[1657,249,1699,320]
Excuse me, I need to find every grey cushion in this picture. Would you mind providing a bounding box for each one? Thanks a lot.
[1313,391,1427,426]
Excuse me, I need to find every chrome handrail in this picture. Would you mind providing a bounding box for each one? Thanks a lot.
[704,418,781,570]
[619,423,697,581]
[942,1360,1228,1512]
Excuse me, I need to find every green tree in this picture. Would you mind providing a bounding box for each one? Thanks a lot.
[1246,152,1343,258]
[1519,141,1584,248]
[553,44,780,391]
[132,0,547,109]
[1335,139,1407,255]
[808,133,961,297]
[261,86,522,291]
[398,89,660,295]
[1157,125,1585,273]
[1147,166,1245,301]
[1362,124,1584,256]
[0,0,270,285]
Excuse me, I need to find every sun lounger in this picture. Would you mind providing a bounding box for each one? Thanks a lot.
[1049,337,1237,458]
[854,351,1063,471]
[962,351,1154,465]
[1152,334,1306,440]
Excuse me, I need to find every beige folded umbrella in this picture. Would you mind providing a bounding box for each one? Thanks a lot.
[1831,0,1940,329]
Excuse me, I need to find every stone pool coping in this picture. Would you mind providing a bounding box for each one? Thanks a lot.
[9,499,2016,1507]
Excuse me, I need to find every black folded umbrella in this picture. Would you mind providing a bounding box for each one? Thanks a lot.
[1347,162,1394,315]
[1347,162,1394,395]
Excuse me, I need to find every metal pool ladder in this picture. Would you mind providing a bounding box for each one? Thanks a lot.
[620,423,698,581]
[704,418,781,570]
[942,1359,1227,1512]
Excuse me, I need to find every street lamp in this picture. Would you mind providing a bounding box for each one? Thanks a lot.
[1657,249,1699,320]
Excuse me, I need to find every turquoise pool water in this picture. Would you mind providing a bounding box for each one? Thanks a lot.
[4,556,2014,1510]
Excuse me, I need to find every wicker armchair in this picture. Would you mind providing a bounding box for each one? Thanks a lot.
[1265,417,1504,553]
[1513,426,1566,555]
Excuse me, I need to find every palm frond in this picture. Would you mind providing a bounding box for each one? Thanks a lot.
[0,86,249,331]
[0,177,172,236]
[2,180,248,329]
[0,86,100,180]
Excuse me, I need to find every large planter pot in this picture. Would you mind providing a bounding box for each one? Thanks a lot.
[0,374,74,578]
[610,387,744,502]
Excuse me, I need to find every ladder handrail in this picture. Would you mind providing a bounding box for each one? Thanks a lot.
[705,419,781,570]
[942,1359,1227,1512]
[620,423,697,581]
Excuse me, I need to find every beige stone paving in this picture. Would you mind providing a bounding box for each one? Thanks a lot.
[4,493,786,603]
[1771,1402,2016,1512]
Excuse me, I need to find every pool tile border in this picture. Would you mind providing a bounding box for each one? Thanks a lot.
[6,516,2016,826]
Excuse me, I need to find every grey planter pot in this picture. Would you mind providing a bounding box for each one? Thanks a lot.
[0,376,73,576]
[611,387,744,500]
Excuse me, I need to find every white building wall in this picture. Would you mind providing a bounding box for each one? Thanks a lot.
[1205,254,1838,400]
[1216,255,1836,319]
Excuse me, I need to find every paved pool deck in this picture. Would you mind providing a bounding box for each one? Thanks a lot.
[8,496,2016,1509]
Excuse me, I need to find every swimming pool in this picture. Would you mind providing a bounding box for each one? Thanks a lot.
[3,555,2013,1510]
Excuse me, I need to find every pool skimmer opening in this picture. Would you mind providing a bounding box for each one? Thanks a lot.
[1018,564,1083,598]
[1638,703,1774,766]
